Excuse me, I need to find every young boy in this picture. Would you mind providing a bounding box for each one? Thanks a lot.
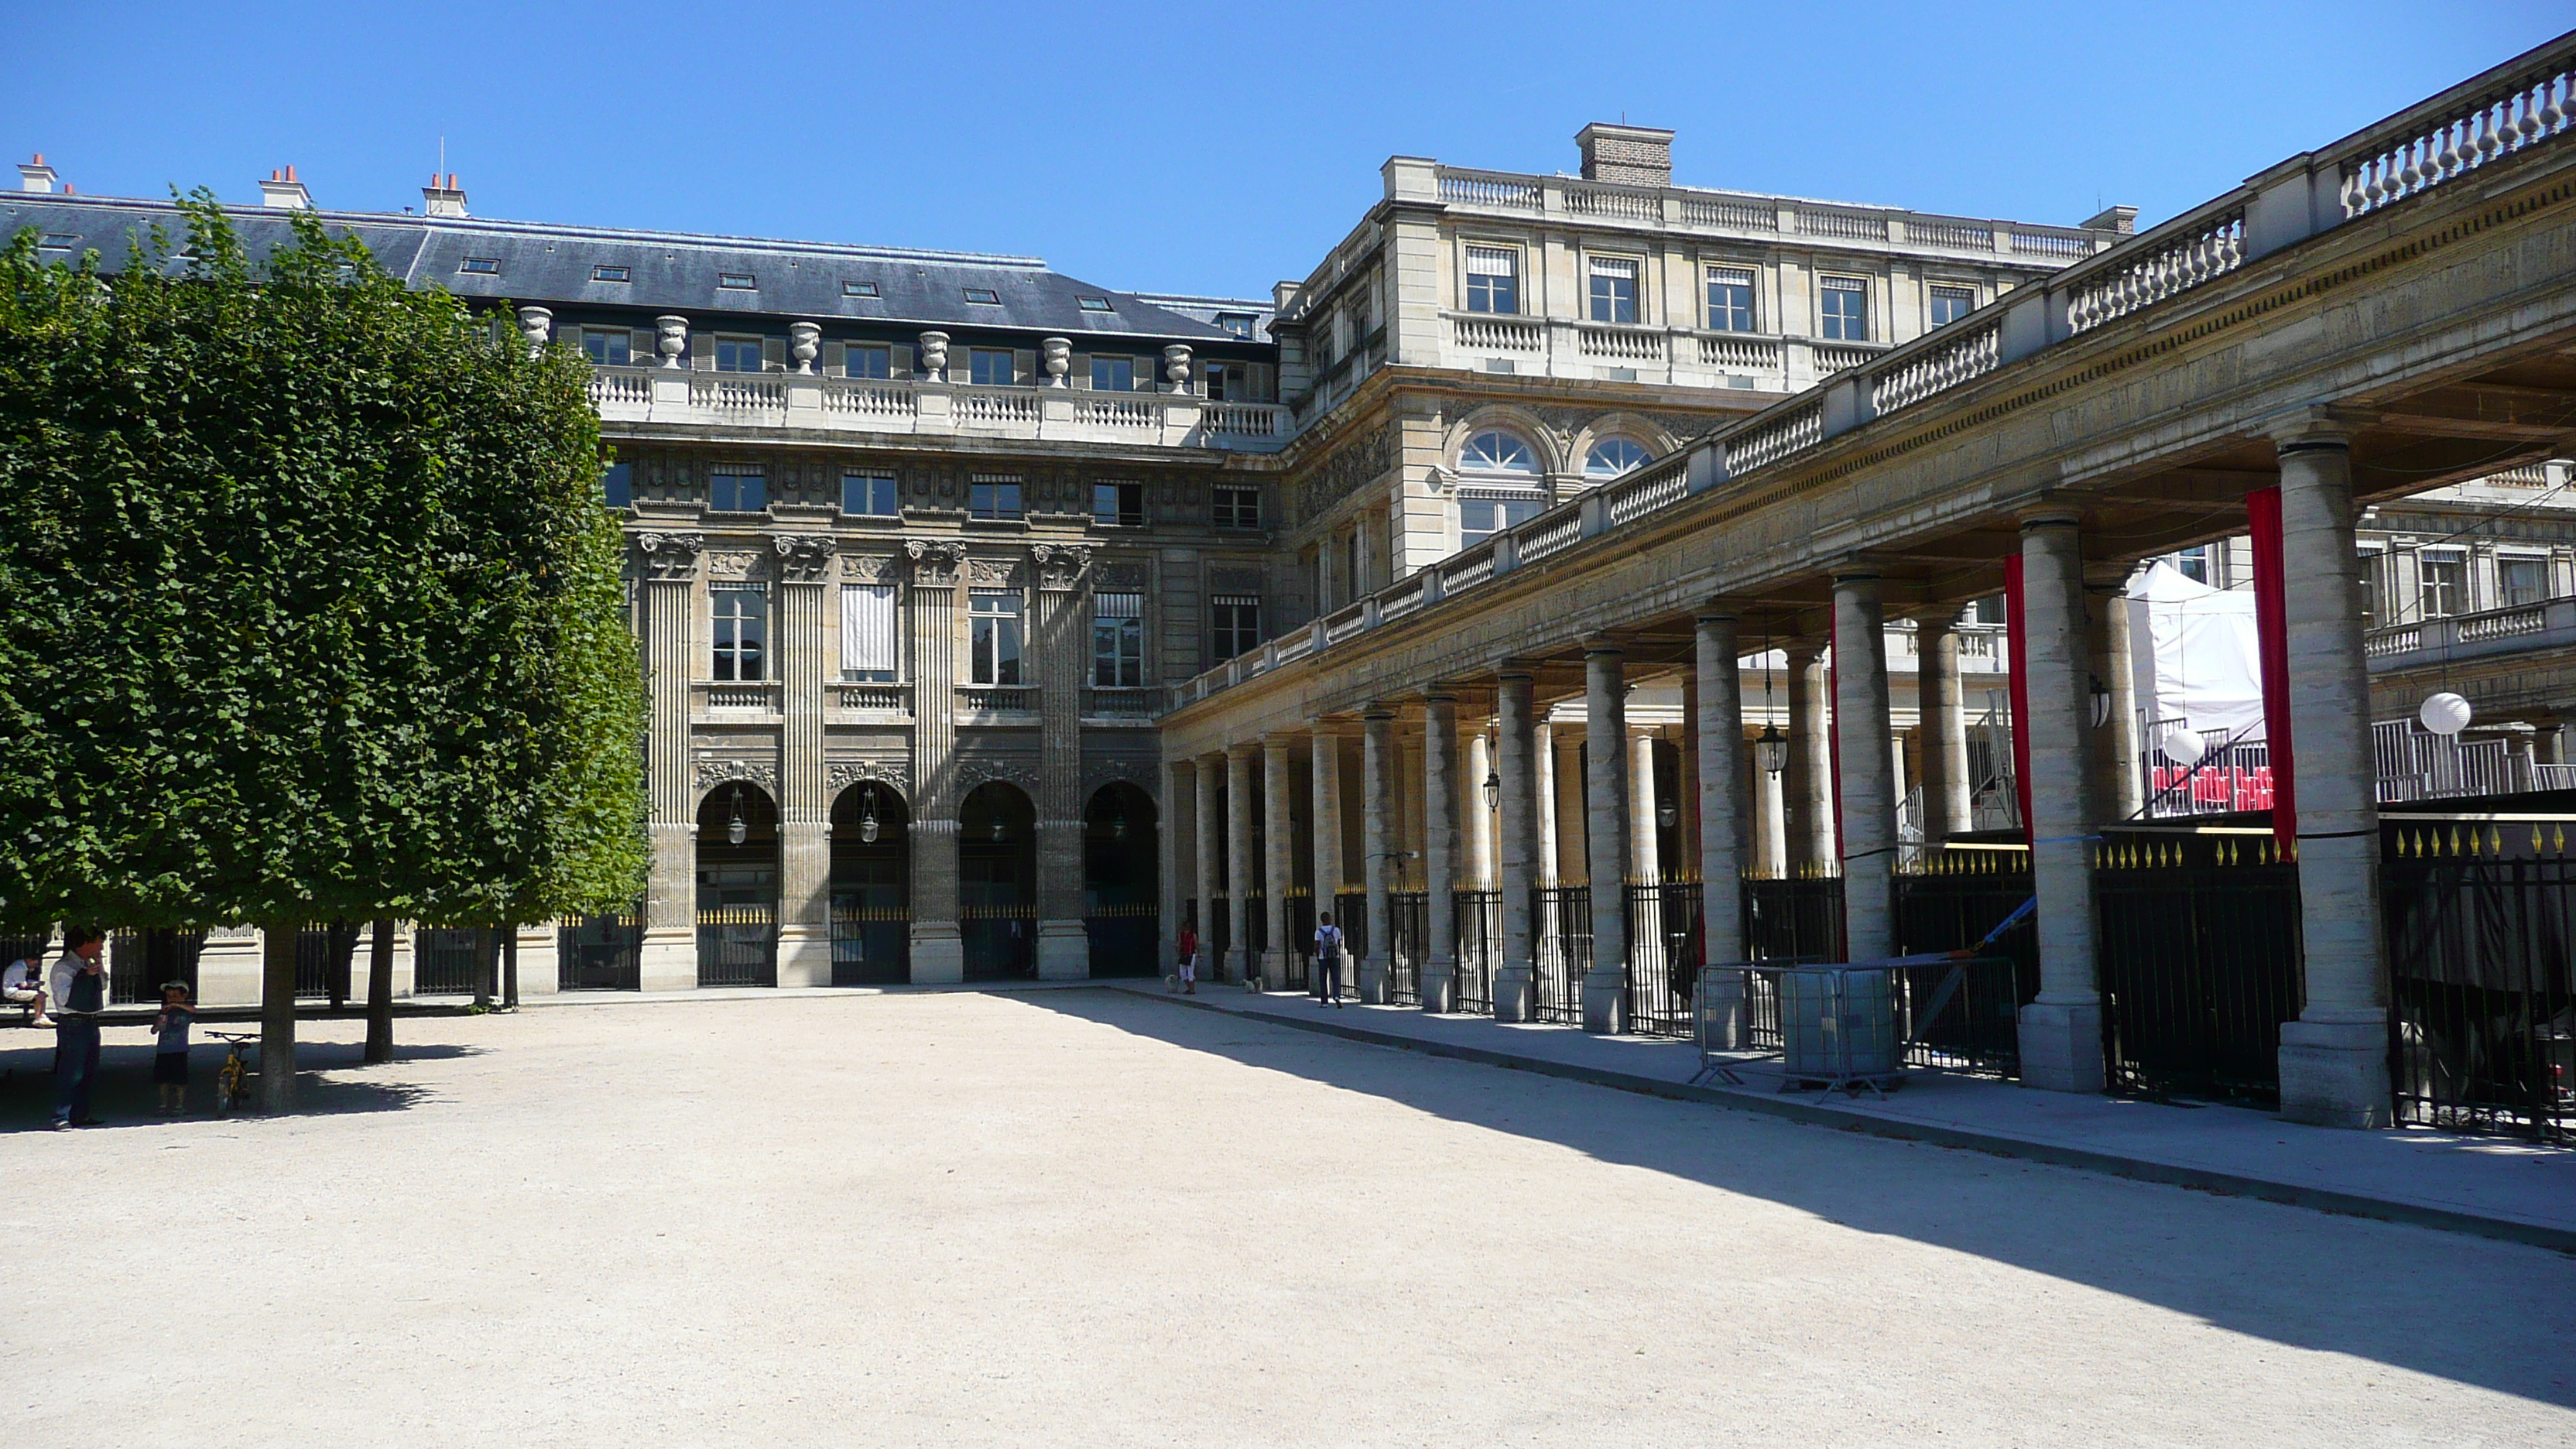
[152,982,194,1114]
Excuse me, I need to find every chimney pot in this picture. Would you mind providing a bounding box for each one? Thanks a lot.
[258,167,313,210]
[19,155,60,194]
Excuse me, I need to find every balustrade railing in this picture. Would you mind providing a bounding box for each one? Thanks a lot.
[1084,687,1157,719]
[1439,544,1496,594]
[1606,466,1685,524]
[821,379,919,420]
[961,392,1045,425]
[1453,315,1545,352]
[1202,402,1279,436]
[587,366,653,406]
[2341,53,2572,218]
[834,683,909,712]
[1578,324,1664,361]
[690,374,786,413]
[956,687,1033,713]
[2065,207,2245,335]
[1699,334,1782,371]
[1724,402,1822,475]
[1871,322,1999,415]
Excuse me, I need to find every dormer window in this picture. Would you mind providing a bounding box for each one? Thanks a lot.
[38,233,77,250]
[1217,312,1254,337]
[964,287,1001,306]
[842,279,879,298]
[591,264,631,283]
[718,272,756,290]
[459,257,499,276]
[1077,296,1115,313]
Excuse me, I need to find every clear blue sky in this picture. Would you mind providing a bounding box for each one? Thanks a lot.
[9,2,2568,300]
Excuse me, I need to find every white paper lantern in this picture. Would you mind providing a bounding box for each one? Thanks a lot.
[2156,726,2208,766]
[2419,691,2474,736]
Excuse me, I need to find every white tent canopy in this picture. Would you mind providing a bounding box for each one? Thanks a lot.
[2125,560,2266,741]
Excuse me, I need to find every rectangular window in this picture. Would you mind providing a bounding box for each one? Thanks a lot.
[1465,246,1519,315]
[601,462,632,510]
[970,591,1024,685]
[1705,266,1756,332]
[841,471,899,517]
[1460,495,1542,550]
[459,257,498,276]
[2502,555,2550,608]
[1211,595,1262,662]
[709,471,766,513]
[1093,591,1144,687]
[1587,256,1639,325]
[841,584,898,681]
[969,348,1015,386]
[1213,486,1260,530]
[1203,362,1239,401]
[1216,312,1254,337]
[2420,550,2467,618]
[38,233,77,250]
[581,330,632,366]
[1094,481,1144,528]
[963,287,1001,306]
[591,264,630,283]
[842,279,879,298]
[714,338,765,373]
[2175,546,2211,585]
[969,475,1023,521]
[1929,285,1976,327]
[718,272,756,290]
[2361,549,2389,630]
[1090,355,1136,392]
[1078,296,1116,313]
[711,588,766,682]
[845,344,891,379]
[1819,276,1870,341]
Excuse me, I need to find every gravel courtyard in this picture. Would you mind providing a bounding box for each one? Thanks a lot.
[4,988,2571,1447]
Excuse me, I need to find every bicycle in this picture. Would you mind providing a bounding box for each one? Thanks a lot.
[207,1030,258,1115]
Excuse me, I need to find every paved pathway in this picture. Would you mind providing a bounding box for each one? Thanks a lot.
[4,990,2571,1447]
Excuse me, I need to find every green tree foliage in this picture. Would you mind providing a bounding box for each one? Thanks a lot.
[0,195,646,945]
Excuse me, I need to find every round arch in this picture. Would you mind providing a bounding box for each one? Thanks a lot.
[1083,782,1161,978]
[694,780,779,987]
[830,779,912,985]
[1445,405,1566,478]
[959,782,1037,981]
[1567,413,1680,483]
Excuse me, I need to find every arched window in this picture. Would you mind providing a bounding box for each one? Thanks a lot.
[1584,438,1651,479]
[1459,430,1537,476]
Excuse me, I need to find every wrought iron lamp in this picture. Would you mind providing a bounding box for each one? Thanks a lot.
[725,784,748,846]
[858,785,881,844]
[1482,769,1501,813]
[1756,625,1789,776]
[1112,810,1130,841]
[2088,674,2112,730]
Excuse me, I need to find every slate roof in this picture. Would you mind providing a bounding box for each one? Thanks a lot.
[0,193,1239,343]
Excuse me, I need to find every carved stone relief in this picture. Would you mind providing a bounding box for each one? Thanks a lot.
[968,557,1020,587]
[772,533,836,584]
[1033,543,1094,591]
[905,539,967,586]
[826,759,911,800]
[636,532,705,580]
[841,553,897,584]
[694,758,779,796]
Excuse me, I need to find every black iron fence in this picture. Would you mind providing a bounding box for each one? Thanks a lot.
[1454,889,1500,1014]
[414,927,483,996]
[1084,902,1159,980]
[1240,891,1269,972]
[2385,830,2576,1142]
[1625,881,1702,1038]
[1729,957,2024,1077]
[1334,891,1368,967]
[960,900,1034,981]
[698,903,779,988]
[295,924,352,1003]
[1893,853,2039,1007]
[1387,889,1427,1005]
[1533,885,1590,1025]
[109,927,206,1005]
[1743,875,1845,961]
[2095,835,2304,1105]
[1278,892,1316,992]
[558,912,643,991]
[1205,896,1230,981]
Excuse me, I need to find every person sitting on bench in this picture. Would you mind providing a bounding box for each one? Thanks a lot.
[2,951,49,1026]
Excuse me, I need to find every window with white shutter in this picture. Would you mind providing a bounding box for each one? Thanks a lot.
[841,584,899,681]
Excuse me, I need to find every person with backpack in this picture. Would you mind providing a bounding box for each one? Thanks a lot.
[1312,913,1345,1008]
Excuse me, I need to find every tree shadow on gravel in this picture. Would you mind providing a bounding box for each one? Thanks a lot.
[0,1033,477,1132]
[1017,988,2576,1410]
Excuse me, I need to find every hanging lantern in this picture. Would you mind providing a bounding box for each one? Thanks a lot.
[1482,770,1502,813]
[2088,674,2112,731]
[991,814,1009,842]
[1755,722,1789,776]
[2156,726,2207,766]
[2419,691,2473,736]
[725,784,748,846]
[1656,795,1678,830]
[1112,810,1130,841]
[858,785,881,844]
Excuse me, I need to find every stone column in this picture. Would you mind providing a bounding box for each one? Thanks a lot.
[1465,729,1496,889]
[1262,732,1296,988]
[774,536,835,988]
[637,532,704,990]
[1421,691,1460,1012]
[1495,669,1540,1022]
[2272,425,2393,1127]
[1033,544,1094,980]
[1225,744,1255,985]
[1163,757,1191,977]
[906,541,968,984]
[1756,759,1788,877]
[2089,572,2145,822]
[1917,611,1970,842]
[1194,752,1223,973]
[1582,643,1632,1033]
[1628,728,1663,883]
[2016,512,2105,1092]
[1535,721,1561,882]
[1311,727,1348,983]
[1834,572,1897,962]
[1362,708,1396,1002]
[1786,642,1834,871]
[1690,613,1752,1031]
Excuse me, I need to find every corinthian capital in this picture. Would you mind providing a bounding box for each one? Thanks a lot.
[1032,542,1095,591]
[772,533,838,584]
[636,532,706,580]
[904,539,968,587]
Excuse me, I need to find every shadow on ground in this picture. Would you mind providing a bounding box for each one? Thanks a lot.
[0,1033,475,1132]
[1016,987,2576,1409]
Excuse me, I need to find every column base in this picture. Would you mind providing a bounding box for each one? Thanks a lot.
[1258,949,1294,992]
[776,922,833,988]
[909,923,963,985]
[512,926,560,999]
[1358,955,1389,1005]
[1581,969,1629,1034]
[1492,965,1535,1023]
[2278,1016,2394,1129]
[1036,921,1090,981]
[1224,949,1250,986]
[1701,971,1745,1050]
[2018,996,2105,1093]
[639,927,697,992]
[1420,963,1456,1014]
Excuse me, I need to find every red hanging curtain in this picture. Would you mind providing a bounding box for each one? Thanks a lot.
[2003,553,2034,844]
[1827,651,1842,866]
[2246,485,2297,851]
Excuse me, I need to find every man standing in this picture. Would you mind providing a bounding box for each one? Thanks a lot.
[1312,912,1345,1008]
[50,927,107,1129]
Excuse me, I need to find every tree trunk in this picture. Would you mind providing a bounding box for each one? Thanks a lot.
[365,917,396,1064]
[259,920,300,1113]
[473,927,495,1009]
[326,917,358,1011]
[502,927,520,1009]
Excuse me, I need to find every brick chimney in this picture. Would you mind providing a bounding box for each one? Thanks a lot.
[422,173,468,218]
[259,165,311,209]
[2079,204,2139,235]
[18,153,57,193]
[1576,123,1675,187]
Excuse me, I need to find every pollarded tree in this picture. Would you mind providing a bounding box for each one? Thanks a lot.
[0,197,647,1108]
